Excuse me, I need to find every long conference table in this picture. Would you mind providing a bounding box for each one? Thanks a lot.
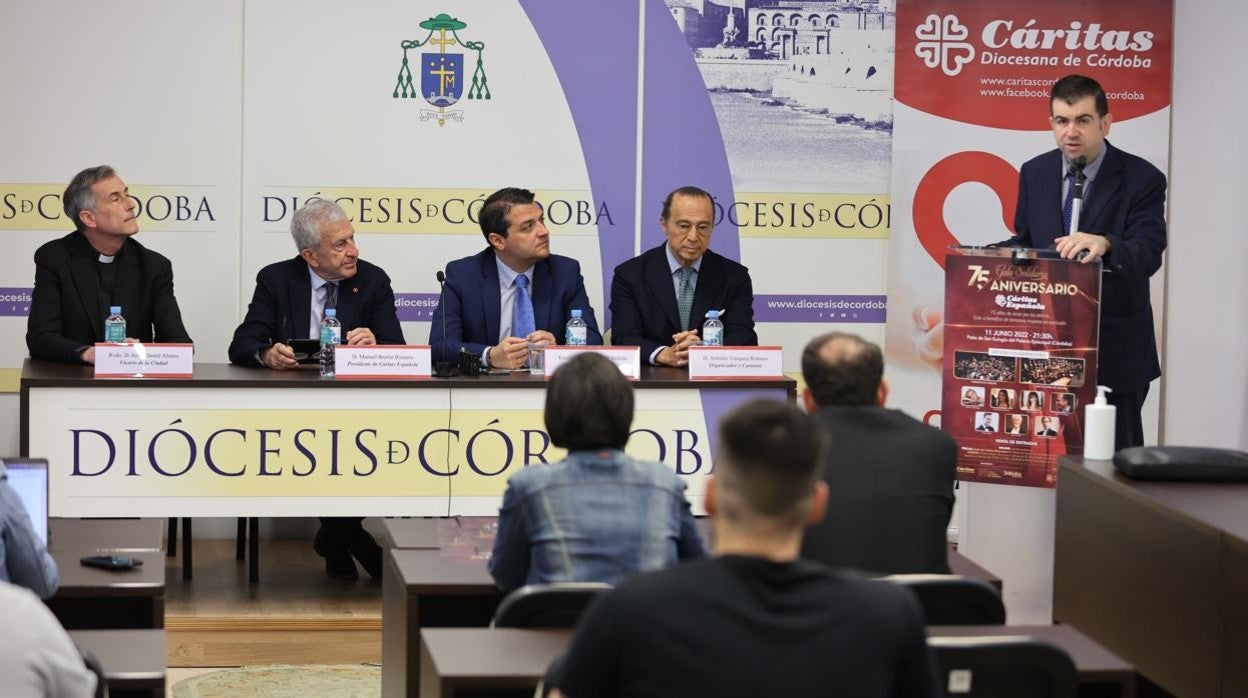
[1055,456,1248,697]
[19,359,794,518]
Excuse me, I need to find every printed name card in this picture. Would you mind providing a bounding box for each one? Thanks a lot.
[94,343,194,378]
[544,346,641,380]
[334,345,432,379]
[688,346,784,380]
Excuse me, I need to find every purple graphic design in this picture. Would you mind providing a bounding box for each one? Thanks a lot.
[394,293,439,322]
[697,388,789,466]
[0,287,33,316]
[518,0,639,328]
[641,0,738,261]
[753,294,887,323]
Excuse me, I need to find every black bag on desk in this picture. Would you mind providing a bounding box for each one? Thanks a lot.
[1113,446,1248,481]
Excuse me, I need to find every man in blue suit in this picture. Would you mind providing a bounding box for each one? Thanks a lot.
[228,198,404,580]
[1003,75,1167,449]
[430,187,602,368]
[610,186,757,367]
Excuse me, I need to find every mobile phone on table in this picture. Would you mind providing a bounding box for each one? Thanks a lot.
[80,555,143,571]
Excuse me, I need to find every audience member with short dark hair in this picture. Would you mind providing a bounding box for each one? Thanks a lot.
[488,353,705,592]
[551,399,941,698]
[800,332,957,575]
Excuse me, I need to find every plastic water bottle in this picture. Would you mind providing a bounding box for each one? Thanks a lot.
[104,306,126,343]
[702,310,724,346]
[565,309,588,345]
[319,308,341,377]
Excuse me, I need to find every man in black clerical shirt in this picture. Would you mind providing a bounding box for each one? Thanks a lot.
[27,165,191,364]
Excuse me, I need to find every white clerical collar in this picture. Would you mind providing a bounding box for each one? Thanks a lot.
[98,254,115,263]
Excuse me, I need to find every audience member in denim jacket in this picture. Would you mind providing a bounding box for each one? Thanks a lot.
[0,461,59,599]
[489,354,706,592]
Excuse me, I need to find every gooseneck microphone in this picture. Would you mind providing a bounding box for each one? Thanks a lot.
[433,270,458,377]
[1067,154,1088,236]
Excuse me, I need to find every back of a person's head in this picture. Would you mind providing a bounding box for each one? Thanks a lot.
[800,332,883,407]
[545,353,633,451]
[714,399,827,529]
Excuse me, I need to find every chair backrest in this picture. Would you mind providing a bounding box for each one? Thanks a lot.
[929,637,1079,698]
[885,574,1006,625]
[80,648,109,698]
[490,582,612,629]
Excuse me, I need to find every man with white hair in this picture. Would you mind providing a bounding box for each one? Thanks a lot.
[229,198,404,580]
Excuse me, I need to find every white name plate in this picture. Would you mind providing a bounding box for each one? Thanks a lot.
[334,345,432,379]
[94,343,194,378]
[688,346,784,380]
[544,346,641,380]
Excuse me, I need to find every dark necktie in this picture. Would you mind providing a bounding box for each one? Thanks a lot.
[1061,172,1077,235]
[323,282,338,319]
[677,267,695,330]
[513,274,535,339]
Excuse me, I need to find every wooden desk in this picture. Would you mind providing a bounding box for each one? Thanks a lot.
[420,628,571,698]
[416,624,1133,698]
[929,625,1136,697]
[47,548,165,629]
[69,629,166,698]
[382,548,502,698]
[947,544,1001,590]
[50,518,165,552]
[381,518,446,549]
[1055,456,1248,697]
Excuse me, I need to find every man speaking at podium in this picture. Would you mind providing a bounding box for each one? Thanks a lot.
[1001,75,1167,450]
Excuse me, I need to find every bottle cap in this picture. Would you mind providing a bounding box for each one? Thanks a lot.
[325,308,337,318]
[109,306,121,314]
[705,310,719,318]
[1094,385,1112,405]
[571,309,582,318]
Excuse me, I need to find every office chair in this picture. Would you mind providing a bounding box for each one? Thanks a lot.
[490,582,612,629]
[80,648,109,698]
[929,636,1079,698]
[885,574,1007,625]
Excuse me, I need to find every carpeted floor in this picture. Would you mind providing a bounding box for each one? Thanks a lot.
[171,664,379,697]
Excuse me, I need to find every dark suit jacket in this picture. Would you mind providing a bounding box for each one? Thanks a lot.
[26,231,191,364]
[1007,141,1167,392]
[801,406,957,575]
[610,245,757,359]
[429,249,602,363]
[228,256,404,367]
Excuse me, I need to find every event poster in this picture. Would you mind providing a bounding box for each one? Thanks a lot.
[942,248,1100,487]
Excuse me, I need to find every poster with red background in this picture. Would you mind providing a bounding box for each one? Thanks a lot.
[942,249,1100,487]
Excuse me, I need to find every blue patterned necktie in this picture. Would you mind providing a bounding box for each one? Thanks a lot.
[677,266,695,330]
[1061,172,1077,235]
[513,273,535,339]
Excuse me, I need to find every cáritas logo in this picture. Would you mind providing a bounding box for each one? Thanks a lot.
[392,13,490,127]
[915,14,975,77]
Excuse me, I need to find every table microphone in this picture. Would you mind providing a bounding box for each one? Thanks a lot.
[433,270,458,377]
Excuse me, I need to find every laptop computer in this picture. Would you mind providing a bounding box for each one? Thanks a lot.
[3,458,49,547]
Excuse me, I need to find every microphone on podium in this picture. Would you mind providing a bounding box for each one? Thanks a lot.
[1067,154,1088,237]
